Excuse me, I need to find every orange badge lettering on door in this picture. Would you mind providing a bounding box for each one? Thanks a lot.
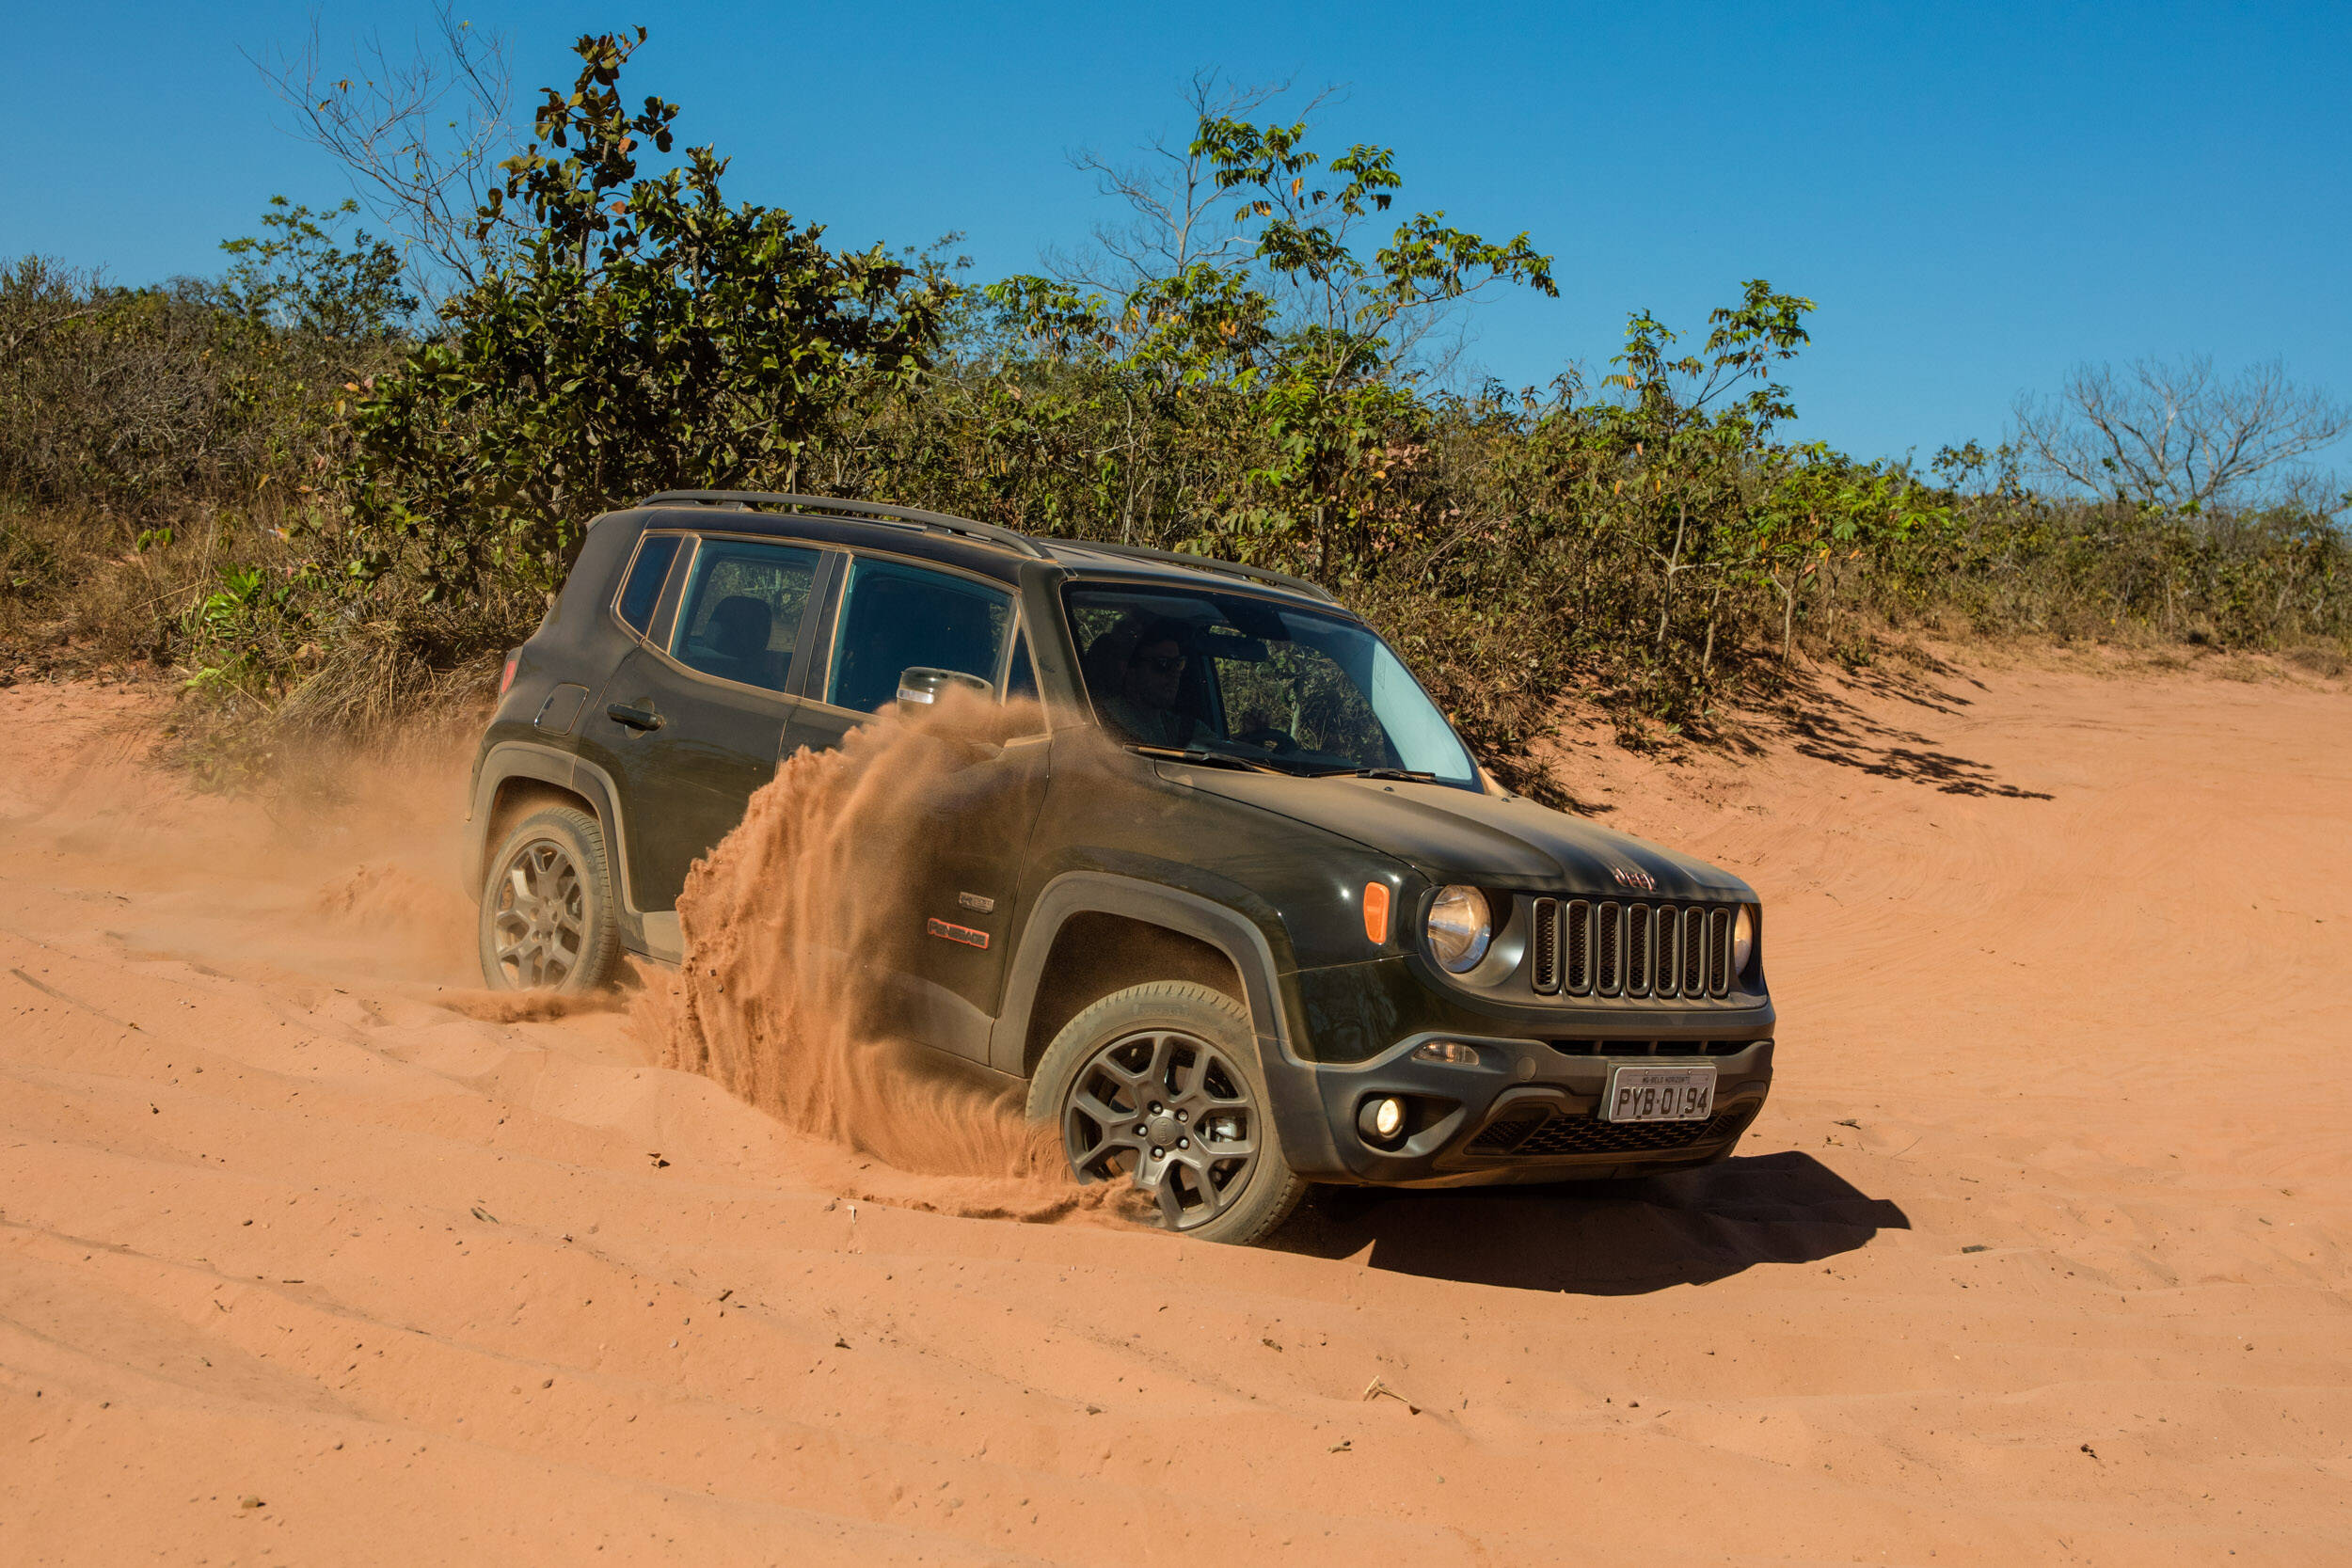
[925,917,990,950]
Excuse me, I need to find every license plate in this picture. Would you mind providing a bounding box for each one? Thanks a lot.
[1603,1064,1717,1123]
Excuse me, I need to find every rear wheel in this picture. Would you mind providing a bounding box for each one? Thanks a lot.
[1026,981,1306,1244]
[477,805,623,993]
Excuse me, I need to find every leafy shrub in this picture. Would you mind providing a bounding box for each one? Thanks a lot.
[0,29,2342,787]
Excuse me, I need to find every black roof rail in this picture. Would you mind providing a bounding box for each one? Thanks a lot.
[1048,538,1341,605]
[633,490,1341,603]
[635,489,1053,560]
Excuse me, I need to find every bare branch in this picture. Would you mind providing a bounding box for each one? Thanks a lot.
[2014,354,2350,512]
[1048,70,1311,295]
[246,4,518,304]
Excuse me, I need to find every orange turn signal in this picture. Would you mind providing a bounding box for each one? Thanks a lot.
[1362,881,1391,945]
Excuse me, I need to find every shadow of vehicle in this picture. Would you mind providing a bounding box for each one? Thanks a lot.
[1269,1150,1909,1295]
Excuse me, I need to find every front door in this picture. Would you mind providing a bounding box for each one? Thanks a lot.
[780,554,1045,1059]
[579,536,826,912]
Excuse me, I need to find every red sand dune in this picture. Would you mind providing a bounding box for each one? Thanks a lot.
[0,653,2345,1566]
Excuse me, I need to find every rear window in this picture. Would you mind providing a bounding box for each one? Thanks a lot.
[615,534,681,635]
[668,539,820,693]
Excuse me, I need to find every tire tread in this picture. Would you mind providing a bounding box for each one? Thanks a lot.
[477,805,624,993]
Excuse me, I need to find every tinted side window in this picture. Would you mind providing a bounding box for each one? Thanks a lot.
[827,557,1010,716]
[668,539,819,693]
[1006,626,1040,703]
[615,534,681,635]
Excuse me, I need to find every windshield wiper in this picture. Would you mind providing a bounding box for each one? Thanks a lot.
[1126,743,1277,773]
[1323,766,1439,782]
[1128,744,1380,780]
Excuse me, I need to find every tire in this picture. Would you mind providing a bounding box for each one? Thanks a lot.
[1026,981,1307,1244]
[476,805,624,994]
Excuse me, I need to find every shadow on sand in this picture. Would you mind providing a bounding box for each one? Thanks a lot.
[1269,1151,1908,1295]
[1768,658,2055,800]
[1538,653,2052,807]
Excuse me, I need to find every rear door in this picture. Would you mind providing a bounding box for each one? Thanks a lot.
[579,534,830,913]
[780,554,1045,1058]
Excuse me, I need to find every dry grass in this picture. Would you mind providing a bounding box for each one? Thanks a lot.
[0,499,251,675]
[2,495,527,786]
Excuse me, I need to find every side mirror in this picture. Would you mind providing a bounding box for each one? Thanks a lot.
[896,666,994,718]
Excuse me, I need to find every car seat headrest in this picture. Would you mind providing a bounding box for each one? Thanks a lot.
[707,595,772,660]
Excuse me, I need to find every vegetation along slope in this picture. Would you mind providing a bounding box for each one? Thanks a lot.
[3,28,2345,793]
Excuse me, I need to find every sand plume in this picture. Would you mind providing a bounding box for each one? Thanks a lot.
[643,691,1130,1215]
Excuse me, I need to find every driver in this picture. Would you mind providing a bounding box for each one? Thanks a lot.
[1095,616,1208,748]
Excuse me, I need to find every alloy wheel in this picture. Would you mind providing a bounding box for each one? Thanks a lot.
[489,838,586,988]
[1062,1027,1262,1230]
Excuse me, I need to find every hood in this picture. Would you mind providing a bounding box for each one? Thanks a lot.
[1166,767,1755,901]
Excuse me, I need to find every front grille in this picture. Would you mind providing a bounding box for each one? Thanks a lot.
[1469,1106,1750,1158]
[1467,1115,1549,1153]
[1531,899,1559,991]
[1529,896,1740,1000]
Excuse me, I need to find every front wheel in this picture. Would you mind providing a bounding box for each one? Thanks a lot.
[477,805,623,993]
[1026,981,1306,1244]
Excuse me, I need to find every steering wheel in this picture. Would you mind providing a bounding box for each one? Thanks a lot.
[1233,725,1301,753]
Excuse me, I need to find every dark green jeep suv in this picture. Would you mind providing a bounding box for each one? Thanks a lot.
[465,491,1775,1243]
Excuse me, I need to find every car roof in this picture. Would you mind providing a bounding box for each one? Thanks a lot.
[615,490,1346,612]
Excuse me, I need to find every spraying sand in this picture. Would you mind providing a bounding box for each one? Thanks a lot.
[0,652,2347,1565]
[641,691,1131,1220]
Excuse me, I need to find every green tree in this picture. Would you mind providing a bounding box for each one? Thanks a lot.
[220,197,417,340]
[981,100,1557,582]
[343,27,949,600]
[1585,280,1817,693]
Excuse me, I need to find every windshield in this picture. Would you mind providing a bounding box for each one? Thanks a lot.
[1065,584,1480,788]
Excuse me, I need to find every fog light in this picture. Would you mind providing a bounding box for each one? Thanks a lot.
[1358,1096,1406,1145]
[1412,1039,1482,1067]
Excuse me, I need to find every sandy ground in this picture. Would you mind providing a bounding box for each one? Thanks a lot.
[0,654,2346,1566]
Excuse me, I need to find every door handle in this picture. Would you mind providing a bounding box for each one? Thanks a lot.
[606,703,664,732]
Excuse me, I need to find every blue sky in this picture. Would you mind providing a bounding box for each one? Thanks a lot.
[9,1,2348,471]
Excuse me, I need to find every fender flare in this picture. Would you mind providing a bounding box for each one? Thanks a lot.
[989,871,1343,1178]
[465,742,652,950]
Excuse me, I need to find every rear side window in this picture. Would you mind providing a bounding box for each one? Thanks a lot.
[668,539,820,693]
[615,534,681,635]
[1006,626,1040,703]
[827,557,1010,716]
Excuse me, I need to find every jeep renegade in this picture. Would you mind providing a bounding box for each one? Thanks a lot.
[465,491,1776,1243]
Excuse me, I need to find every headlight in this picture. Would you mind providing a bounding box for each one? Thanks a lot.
[1426,885,1492,973]
[1732,906,1755,975]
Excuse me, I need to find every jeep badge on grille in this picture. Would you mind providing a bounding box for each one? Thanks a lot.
[1611,864,1658,892]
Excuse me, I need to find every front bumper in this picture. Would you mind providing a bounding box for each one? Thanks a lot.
[1285,1034,1773,1187]
[1257,956,1776,1186]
